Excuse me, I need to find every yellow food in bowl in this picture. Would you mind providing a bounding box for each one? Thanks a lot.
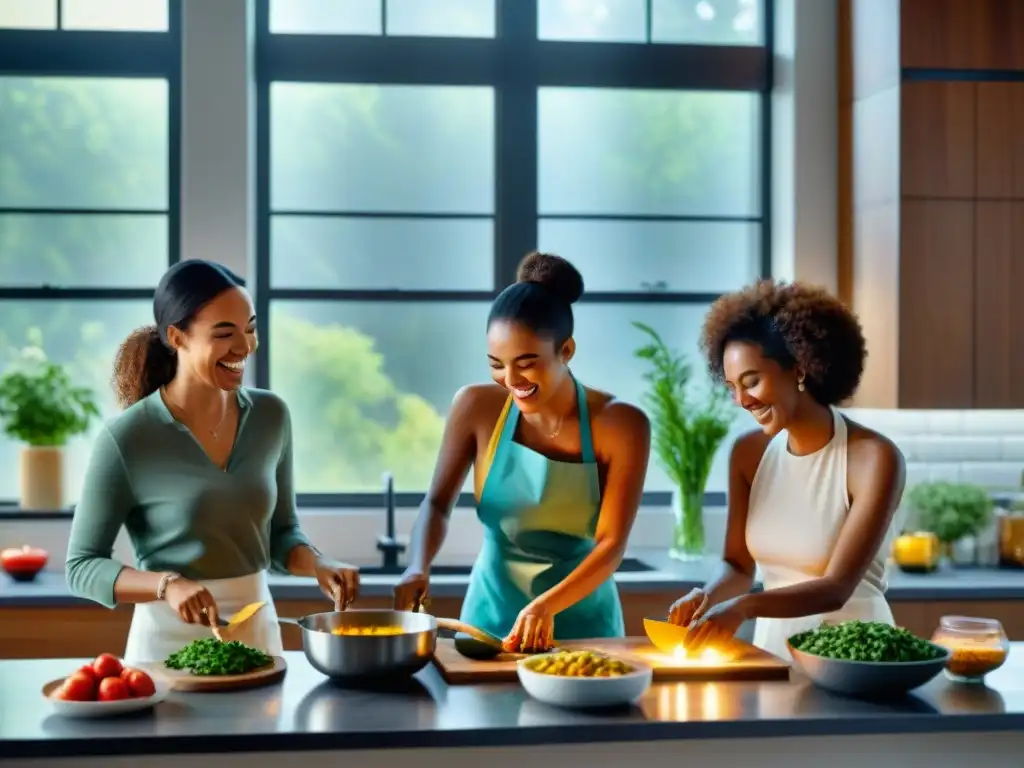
[946,646,1008,678]
[330,626,405,636]
[524,650,634,677]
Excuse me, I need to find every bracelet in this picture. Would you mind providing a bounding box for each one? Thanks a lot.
[156,572,181,601]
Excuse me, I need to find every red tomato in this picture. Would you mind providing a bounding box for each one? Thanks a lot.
[91,653,123,680]
[122,669,156,698]
[59,674,96,702]
[76,665,98,683]
[97,677,130,702]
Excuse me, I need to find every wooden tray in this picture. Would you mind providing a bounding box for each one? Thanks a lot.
[141,655,288,692]
[432,637,789,685]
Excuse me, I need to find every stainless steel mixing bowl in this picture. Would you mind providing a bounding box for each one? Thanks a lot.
[280,609,438,683]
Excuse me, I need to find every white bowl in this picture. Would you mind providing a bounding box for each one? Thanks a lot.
[42,676,171,719]
[516,653,653,709]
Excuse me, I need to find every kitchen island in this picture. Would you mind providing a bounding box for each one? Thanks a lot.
[4,646,1023,768]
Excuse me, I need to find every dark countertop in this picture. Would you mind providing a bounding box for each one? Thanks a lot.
[3,549,1024,608]
[3,647,1023,759]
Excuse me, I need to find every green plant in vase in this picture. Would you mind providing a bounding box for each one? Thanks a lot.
[633,322,736,561]
[0,330,100,511]
[907,481,993,565]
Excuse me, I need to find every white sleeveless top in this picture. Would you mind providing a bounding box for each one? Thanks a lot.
[745,406,900,660]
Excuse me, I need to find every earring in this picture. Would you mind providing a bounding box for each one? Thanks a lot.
[797,379,806,392]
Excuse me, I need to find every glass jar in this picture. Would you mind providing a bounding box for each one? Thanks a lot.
[930,616,1010,683]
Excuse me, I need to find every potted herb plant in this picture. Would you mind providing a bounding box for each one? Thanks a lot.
[0,333,100,511]
[907,481,994,567]
[633,322,736,561]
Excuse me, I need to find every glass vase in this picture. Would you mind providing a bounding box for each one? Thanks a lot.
[669,488,705,562]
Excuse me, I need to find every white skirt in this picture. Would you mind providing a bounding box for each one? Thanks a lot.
[753,594,895,662]
[123,571,284,665]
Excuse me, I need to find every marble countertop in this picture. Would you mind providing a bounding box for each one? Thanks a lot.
[3,647,1023,759]
[3,549,1023,607]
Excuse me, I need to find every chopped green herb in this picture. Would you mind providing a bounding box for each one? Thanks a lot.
[789,620,945,663]
[165,638,272,676]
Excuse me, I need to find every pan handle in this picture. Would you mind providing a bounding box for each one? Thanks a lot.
[277,616,301,627]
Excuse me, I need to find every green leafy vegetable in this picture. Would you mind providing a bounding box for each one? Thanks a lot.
[789,620,945,663]
[165,638,272,676]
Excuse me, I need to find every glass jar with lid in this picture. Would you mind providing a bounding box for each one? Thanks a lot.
[930,616,1009,683]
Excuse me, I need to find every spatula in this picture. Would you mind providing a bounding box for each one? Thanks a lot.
[213,601,268,641]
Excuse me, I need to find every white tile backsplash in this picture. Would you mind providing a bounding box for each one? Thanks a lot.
[844,408,1024,493]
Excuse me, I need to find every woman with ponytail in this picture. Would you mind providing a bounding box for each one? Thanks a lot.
[65,259,359,663]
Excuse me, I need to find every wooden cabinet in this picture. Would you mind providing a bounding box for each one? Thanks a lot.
[897,81,1024,408]
[900,0,1024,71]
[842,2,1024,408]
[3,593,1022,660]
[0,592,677,660]
[901,81,975,199]
[898,200,974,408]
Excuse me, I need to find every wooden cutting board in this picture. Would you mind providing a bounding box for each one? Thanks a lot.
[432,638,789,685]
[141,655,288,692]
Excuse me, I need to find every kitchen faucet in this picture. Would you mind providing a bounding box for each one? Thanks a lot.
[376,471,406,571]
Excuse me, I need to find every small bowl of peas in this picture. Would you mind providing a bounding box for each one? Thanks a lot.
[787,620,952,699]
[516,649,653,709]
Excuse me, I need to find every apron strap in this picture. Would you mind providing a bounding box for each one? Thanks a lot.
[574,377,596,464]
[477,395,515,499]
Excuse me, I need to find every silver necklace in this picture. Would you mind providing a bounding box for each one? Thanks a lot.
[162,388,229,440]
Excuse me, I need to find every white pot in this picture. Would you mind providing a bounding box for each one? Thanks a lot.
[19,446,65,511]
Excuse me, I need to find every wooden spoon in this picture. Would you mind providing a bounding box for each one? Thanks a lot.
[434,617,506,651]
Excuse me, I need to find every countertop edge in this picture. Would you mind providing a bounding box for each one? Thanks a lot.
[6,711,1024,759]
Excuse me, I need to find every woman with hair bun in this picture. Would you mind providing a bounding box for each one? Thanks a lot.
[666,280,907,660]
[393,252,651,652]
[65,259,359,663]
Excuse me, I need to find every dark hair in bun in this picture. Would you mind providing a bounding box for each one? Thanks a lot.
[515,251,585,304]
[487,251,584,346]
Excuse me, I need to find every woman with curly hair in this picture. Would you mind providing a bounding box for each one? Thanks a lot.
[666,280,906,660]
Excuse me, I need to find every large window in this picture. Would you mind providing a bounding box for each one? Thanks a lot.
[0,0,178,504]
[256,0,772,506]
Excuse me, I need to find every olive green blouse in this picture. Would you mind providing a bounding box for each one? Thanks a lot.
[65,388,310,608]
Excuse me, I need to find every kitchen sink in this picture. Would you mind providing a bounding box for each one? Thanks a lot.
[359,556,655,577]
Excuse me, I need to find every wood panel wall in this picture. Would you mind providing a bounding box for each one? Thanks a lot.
[841,0,1024,409]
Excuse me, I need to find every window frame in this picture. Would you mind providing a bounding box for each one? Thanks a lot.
[254,0,774,510]
[0,3,181,298]
[0,2,181,510]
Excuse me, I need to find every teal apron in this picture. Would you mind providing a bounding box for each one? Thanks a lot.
[460,378,625,641]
